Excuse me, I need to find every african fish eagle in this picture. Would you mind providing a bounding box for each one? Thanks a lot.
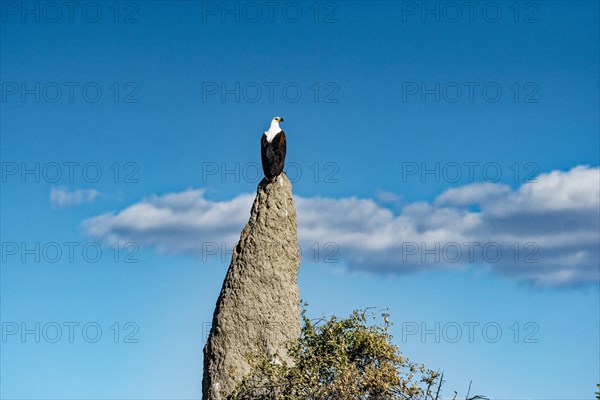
[261,116,286,181]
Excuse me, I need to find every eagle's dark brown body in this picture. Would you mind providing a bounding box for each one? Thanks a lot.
[261,131,286,181]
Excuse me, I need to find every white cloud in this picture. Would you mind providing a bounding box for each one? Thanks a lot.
[83,189,254,254]
[50,187,99,208]
[435,182,511,207]
[375,189,402,204]
[495,165,600,214]
[81,166,600,287]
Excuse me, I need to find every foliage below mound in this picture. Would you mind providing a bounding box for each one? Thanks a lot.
[230,307,444,400]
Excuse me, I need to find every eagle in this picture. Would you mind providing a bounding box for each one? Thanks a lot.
[261,116,286,181]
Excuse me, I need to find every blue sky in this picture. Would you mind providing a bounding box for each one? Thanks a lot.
[1,1,599,399]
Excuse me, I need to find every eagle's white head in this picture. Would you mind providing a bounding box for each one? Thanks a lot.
[271,116,283,128]
[265,116,284,141]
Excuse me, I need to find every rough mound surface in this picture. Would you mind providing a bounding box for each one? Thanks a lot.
[202,174,301,400]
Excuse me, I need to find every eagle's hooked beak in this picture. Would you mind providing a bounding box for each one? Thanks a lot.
[279,118,284,122]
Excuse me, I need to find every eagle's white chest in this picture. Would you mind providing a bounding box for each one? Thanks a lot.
[264,122,281,142]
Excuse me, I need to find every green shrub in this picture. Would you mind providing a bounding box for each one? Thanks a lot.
[230,306,444,400]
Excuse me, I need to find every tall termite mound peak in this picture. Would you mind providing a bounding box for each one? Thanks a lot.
[202,173,301,400]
